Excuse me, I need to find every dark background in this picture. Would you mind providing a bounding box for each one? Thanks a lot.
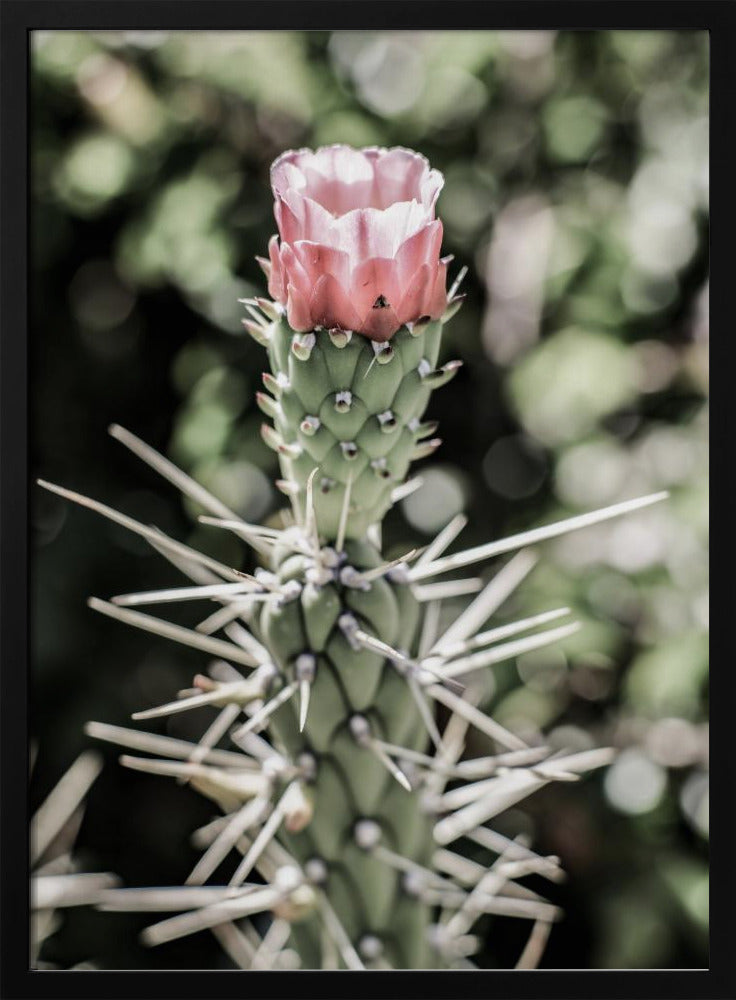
[30,29,708,970]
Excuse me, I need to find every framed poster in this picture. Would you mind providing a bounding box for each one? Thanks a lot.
[2,2,728,998]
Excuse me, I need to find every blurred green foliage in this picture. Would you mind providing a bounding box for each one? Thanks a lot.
[31,29,708,970]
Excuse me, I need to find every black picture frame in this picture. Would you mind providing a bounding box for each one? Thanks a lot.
[2,3,731,998]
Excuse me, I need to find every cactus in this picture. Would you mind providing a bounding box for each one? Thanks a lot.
[38,145,668,970]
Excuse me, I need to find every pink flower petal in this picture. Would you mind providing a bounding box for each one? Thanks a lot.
[274,197,303,245]
[426,257,450,318]
[370,147,438,208]
[271,148,312,198]
[350,257,401,320]
[285,282,313,331]
[291,241,350,289]
[267,235,286,303]
[280,243,312,301]
[395,221,443,286]
[308,273,361,331]
[331,202,430,259]
[357,301,402,342]
[395,264,433,325]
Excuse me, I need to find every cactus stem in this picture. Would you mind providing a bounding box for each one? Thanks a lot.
[53,376,659,967]
[231,680,299,740]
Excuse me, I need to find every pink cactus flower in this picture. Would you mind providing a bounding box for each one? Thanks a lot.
[265,145,449,342]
